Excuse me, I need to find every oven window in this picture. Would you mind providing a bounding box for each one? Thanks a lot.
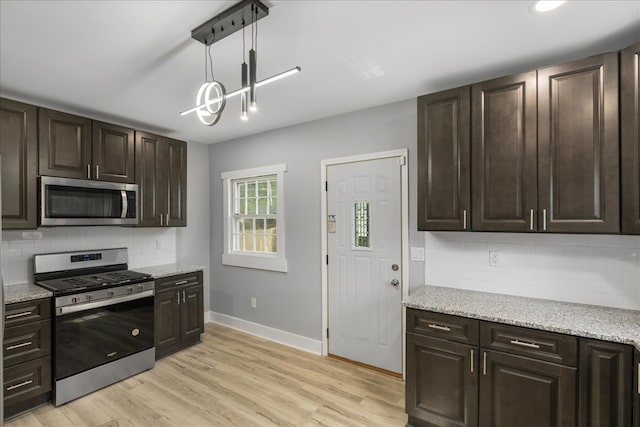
[45,185,123,218]
[55,297,154,380]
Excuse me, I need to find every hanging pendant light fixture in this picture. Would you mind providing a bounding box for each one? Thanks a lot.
[181,0,301,126]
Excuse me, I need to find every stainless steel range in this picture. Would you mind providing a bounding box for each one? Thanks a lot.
[34,248,155,406]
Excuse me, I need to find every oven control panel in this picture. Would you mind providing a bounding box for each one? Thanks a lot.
[55,281,155,312]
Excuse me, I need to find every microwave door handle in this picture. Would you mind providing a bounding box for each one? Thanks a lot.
[121,191,128,219]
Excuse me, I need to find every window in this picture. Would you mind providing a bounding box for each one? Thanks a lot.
[222,164,287,272]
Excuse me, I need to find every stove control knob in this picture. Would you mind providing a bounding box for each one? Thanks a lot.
[108,290,115,297]
[86,294,93,301]
[127,287,133,294]
[71,297,80,304]
[137,284,145,291]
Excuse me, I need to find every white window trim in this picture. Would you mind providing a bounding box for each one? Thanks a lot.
[221,163,288,272]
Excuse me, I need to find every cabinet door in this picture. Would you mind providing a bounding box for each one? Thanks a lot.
[579,339,632,427]
[154,290,181,358]
[538,53,619,233]
[135,131,164,226]
[92,121,135,183]
[479,350,576,427]
[180,284,204,344]
[417,87,471,231]
[165,138,187,227]
[38,108,92,179]
[621,42,640,235]
[0,98,37,229]
[634,350,639,427]
[471,72,537,232]
[406,333,478,427]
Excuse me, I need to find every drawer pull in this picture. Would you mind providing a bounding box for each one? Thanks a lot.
[427,323,451,332]
[483,352,487,376]
[174,280,188,286]
[6,341,32,351]
[470,349,474,373]
[7,379,33,391]
[510,339,540,349]
[6,311,32,320]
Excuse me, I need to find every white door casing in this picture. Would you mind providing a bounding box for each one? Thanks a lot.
[324,153,405,374]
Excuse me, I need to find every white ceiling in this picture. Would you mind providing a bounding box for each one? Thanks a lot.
[1,1,639,144]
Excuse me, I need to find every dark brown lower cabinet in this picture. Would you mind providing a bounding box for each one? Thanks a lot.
[579,339,633,427]
[480,350,576,427]
[154,271,204,359]
[635,350,639,427]
[406,333,478,427]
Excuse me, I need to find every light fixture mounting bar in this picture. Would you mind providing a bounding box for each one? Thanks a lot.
[191,0,269,46]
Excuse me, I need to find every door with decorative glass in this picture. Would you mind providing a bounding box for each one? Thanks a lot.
[327,156,402,374]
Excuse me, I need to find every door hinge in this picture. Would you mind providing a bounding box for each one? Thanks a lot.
[325,181,328,191]
[326,328,329,338]
[326,254,329,265]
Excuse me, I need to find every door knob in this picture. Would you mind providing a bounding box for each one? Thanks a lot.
[390,279,400,287]
[391,264,399,271]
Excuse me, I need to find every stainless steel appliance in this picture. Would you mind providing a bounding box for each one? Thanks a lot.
[34,248,154,406]
[39,176,138,226]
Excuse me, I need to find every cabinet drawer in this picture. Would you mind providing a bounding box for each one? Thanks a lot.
[155,271,202,292]
[480,322,577,366]
[407,309,479,345]
[3,320,51,367]
[5,299,51,327]
[3,356,52,405]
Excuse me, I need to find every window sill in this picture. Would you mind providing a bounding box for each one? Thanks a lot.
[222,253,288,273]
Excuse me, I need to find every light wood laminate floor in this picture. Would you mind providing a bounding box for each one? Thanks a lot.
[6,323,407,427]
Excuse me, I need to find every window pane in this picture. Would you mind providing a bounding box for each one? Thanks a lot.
[268,235,277,253]
[247,197,256,214]
[266,219,276,234]
[269,197,277,214]
[243,233,254,251]
[239,182,246,198]
[353,201,370,248]
[258,181,268,197]
[247,182,256,197]
[256,234,265,252]
[258,198,267,215]
[243,219,253,233]
[269,180,277,197]
[256,219,265,233]
[239,198,246,215]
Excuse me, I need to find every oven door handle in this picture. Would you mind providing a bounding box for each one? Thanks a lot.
[56,290,154,316]
[121,190,128,219]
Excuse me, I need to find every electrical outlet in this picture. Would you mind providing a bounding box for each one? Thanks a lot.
[489,251,501,267]
[251,297,257,308]
[411,247,425,261]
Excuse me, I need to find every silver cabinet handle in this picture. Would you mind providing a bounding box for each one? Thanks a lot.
[427,323,451,332]
[6,341,32,351]
[166,213,170,226]
[87,164,91,179]
[510,339,540,349]
[6,311,32,320]
[463,209,467,230]
[174,280,188,286]
[543,208,547,231]
[483,352,487,376]
[176,291,181,305]
[470,349,474,373]
[530,209,534,231]
[95,164,99,180]
[182,290,186,304]
[637,362,639,394]
[7,379,33,392]
[121,190,128,219]
[160,214,164,227]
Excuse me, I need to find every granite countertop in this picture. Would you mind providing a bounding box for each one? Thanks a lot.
[4,283,52,304]
[405,285,640,352]
[132,264,205,279]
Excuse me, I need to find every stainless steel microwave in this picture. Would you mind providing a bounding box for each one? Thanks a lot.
[40,176,138,226]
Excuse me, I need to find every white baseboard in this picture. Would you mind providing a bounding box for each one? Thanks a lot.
[207,311,322,355]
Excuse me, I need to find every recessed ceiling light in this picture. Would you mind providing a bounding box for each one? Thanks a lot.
[531,0,566,13]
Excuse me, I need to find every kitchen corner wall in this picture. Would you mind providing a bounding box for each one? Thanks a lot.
[425,232,640,310]
[1,226,176,285]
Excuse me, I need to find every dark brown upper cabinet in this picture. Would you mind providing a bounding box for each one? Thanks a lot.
[92,121,135,183]
[135,132,187,227]
[417,87,471,231]
[538,53,619,234]
[471,72,538,232]
[0,98,38,230]
[39,108,135,183]
[621,42,640,235]
[38,108,92,180]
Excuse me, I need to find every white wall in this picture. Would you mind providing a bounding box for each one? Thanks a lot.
[1,226,176,285]
[176,141,211,313]
[425,232,640,310]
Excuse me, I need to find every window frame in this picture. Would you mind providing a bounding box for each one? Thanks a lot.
[221,164,288,272]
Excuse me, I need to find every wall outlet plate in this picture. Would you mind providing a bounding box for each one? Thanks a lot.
[489,251,501,267]
[251,297,257,308]
[411,247,425,261]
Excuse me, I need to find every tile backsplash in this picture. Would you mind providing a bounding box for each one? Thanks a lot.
[424,232,640,310]
[1,227,176,285]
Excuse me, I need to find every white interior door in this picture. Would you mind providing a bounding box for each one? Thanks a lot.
[327,156,402,374]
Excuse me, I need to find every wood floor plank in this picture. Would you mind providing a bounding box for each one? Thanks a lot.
[5,323,407,426]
